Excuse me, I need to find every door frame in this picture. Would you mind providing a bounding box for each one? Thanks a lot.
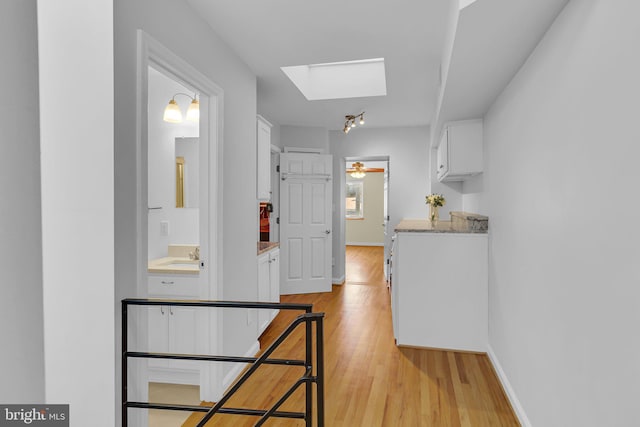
[342,155,390,280]
[136,30,225,403]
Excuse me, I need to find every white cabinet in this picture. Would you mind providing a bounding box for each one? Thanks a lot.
[257,253,271,334]
[437,119,483,182]
[257,248,280,335]
[392,231,487,352]
[268,249,280,322]
[148,273,201,384]
[257,115,273,200]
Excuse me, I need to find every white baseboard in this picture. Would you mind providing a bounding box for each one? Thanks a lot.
[346,242,384,247]
[222,341,260,392]
[487,344,532,427]
[332,275,345,285]
[148,367,200,385]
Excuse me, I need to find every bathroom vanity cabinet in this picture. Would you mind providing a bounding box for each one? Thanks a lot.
[147,273,201,385]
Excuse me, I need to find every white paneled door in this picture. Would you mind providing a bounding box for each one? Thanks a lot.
[280,153,333,295]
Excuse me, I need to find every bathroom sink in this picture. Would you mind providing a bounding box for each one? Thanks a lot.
[166,262,199,269]
[148,257,199,274]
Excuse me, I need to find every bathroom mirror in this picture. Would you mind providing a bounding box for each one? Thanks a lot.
[175,137,199,208]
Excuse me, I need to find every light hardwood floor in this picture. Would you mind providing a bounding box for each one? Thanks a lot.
[172,246,519,426]
[148,382,199,427]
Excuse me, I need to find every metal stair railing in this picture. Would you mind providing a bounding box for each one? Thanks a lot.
[121,298,325,427]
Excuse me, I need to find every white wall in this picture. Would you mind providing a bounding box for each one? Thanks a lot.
[482,1,640,425]
[330,126,429,282]
[37,0,115,425]
[346,172,385,245]
[280,125,329,153]
[0,0,45,403]
[115,1,258,418]
[429,146,464,218]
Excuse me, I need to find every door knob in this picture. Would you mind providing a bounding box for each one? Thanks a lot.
[325,230,331,234]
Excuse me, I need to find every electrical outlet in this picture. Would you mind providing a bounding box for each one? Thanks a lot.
[160,220,169,236]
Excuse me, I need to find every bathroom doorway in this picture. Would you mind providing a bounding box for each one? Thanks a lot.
[136,32,224,410]
[146,66,202,265]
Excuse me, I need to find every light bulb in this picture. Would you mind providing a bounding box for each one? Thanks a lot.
[186,98,199,122]
[163,99,182,123]
[351,120,356,128]
[359,115,365,125]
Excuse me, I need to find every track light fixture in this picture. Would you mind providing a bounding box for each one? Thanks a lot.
[163,93,199,123]
[343,112,365,134]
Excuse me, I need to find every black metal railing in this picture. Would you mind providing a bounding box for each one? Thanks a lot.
[121,298,325,426]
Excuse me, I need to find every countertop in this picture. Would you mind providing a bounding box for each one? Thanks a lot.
[258,241,279,255]
[395,219,488,234]
[148,256,199,274]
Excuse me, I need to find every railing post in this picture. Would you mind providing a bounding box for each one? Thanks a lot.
[121,300,128,427]
[316,316,325,427]
[305,309,313,427]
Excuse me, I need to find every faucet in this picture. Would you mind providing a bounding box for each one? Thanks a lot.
[189,247,200,260]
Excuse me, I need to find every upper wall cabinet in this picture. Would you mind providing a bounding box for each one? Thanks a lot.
[257,115,273,200]
[437,119,483,182]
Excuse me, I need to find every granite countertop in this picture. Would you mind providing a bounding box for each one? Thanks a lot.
[395,212,488,234]
[148,257,200,274]
[258,241,279,255]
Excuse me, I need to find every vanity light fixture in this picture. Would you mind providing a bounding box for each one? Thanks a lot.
[343,112,365,134]
[350,162,366,179]
[163,93,199,123]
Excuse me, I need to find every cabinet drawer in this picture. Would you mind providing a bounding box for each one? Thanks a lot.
[148,274,199,298]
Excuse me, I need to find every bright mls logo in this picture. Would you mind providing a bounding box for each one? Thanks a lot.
[0,405,68,426]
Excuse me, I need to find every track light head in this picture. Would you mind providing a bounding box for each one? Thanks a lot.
[342,112,365,134]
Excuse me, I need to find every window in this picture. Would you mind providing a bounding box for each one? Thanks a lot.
[346,181,364,219]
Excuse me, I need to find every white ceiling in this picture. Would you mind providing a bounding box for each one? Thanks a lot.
[187,0,568,132]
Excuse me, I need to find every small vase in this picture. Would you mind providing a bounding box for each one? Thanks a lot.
[429,205,439,224]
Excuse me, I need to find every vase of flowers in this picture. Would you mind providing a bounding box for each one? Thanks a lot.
[425,193,446,224]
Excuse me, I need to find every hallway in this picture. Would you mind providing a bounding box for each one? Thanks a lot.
[180,245,519,426]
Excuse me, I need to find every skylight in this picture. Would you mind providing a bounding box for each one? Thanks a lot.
[281,58,387,101]
[459,0,479,10]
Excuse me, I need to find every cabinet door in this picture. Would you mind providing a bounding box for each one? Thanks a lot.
[436,129,449,180]
[148,306,169,369]
[148,274,199,298]
[257,253,271,334]
[448,121,483,176]
[168,306,199,371]
[257,117,272,200]
[269,250,280,321]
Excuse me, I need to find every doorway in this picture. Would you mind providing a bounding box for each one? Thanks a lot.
[344,157,389,285]
[136,32,224,411]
